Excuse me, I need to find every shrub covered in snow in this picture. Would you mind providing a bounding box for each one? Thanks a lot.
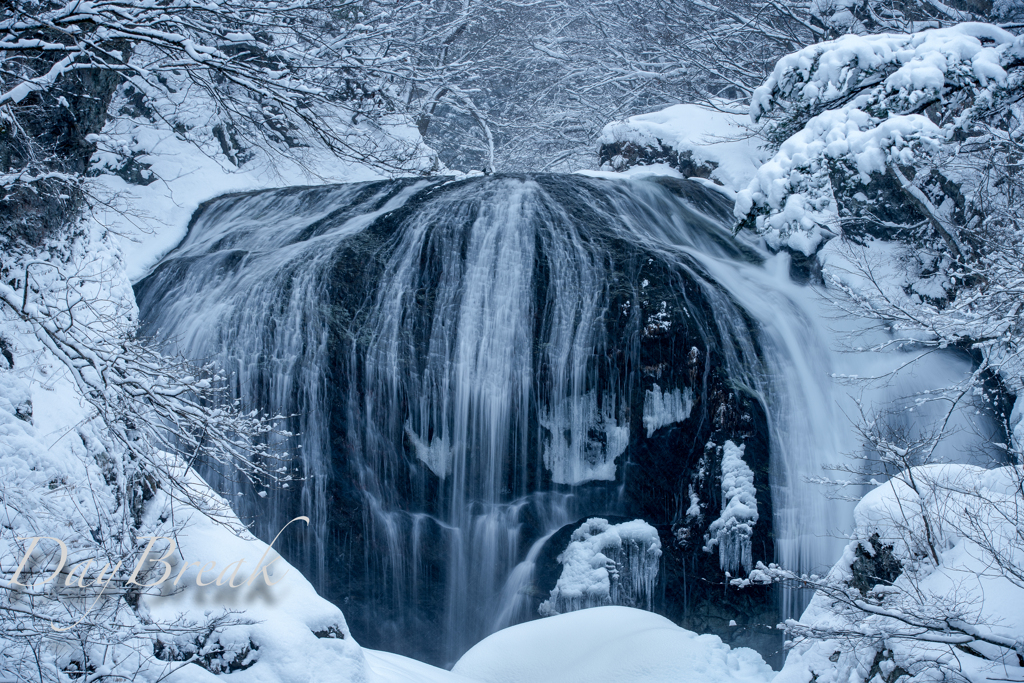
[738,464,1024,683]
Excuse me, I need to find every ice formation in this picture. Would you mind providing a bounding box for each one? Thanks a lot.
[704,441,759,573]
[540,390,630,484]
[539,518,662,616]
[643,383,694,437]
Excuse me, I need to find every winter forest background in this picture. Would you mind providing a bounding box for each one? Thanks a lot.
[2,0,1024,681]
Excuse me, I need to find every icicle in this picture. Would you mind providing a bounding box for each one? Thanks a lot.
[643,383,694,437]
[704,441,758,574]
[539,518,662,617]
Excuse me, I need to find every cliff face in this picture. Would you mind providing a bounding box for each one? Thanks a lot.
[1,55,126,246]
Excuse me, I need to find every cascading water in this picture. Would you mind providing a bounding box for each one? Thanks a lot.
[135,173,1000,666]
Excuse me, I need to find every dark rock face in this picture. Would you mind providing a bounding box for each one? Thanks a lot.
[534,385,781,667]
[1,60,125,245]
[136,175,781,667]
[848,533,902,596]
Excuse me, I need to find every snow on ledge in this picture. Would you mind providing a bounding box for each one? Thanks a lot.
[595,104,766,192]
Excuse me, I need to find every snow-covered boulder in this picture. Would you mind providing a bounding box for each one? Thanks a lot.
[597,104,765,192]
[539,518,662,617]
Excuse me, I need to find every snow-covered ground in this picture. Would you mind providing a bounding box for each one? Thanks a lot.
[774,464,1024,683]
[453,606,776,683]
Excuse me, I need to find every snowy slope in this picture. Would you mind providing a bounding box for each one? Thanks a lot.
[773,464,1024,683]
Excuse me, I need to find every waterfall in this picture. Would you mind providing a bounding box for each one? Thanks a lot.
[135,173,999,664]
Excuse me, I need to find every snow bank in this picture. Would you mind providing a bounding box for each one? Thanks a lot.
[751,24,1019,123]
[142,479,368,683]
[596,104,766,191]
[539,518,662,616]
[576,162,686,182]
[452,606,775,683]
[776,464,1024,683]
[365,650,481,683]
[704,441,759,573]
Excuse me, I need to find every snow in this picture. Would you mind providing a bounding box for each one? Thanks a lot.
[0,100,434,681]
[704,441,759,574]
[452,606,776,683]
[643,384,694,437]
[774,463,1024,683]
[576,162,685,181]
[751,25,1019,122]
[89,125,394,283]
[1,267,373,683]
[365,650,480,683]
[88,69,437,283]
[1012,397,1024,453]
[538,518,662,617]
[738,25,1024,255]
[141,482,370,683]
[595,103,766,191]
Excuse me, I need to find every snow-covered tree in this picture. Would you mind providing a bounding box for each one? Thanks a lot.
[729,24,1024,682]
[735,22,1024,402]
[0,0,436,243]
[0,181,290,682]
[736,24,1022,255]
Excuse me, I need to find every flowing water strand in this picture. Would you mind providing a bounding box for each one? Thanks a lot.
[135,180,431,590]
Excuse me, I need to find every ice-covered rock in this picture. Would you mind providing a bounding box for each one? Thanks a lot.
[539,518,662,616]
[704,441,759,573]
